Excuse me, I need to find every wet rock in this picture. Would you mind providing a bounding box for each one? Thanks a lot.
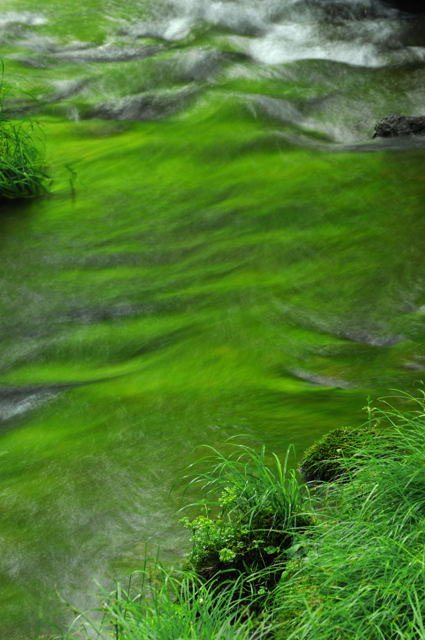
[373,114,425,138]
[384,0,424,13]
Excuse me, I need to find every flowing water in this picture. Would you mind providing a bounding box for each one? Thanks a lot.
[1,0,425,636]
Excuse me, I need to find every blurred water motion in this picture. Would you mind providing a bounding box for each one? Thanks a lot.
[1,0,425,636]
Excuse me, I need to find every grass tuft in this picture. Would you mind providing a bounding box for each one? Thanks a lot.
[0,73,47,200]
[0,120,47,200]
[59,566,271,640]
[181,444,310,588]
[276,391,425,640]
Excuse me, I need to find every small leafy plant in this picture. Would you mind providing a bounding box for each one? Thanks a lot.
[181,444,310,592]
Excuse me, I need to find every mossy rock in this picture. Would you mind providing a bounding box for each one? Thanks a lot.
[300,428,368,482]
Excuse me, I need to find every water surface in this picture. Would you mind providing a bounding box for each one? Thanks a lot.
[1,0,425,636]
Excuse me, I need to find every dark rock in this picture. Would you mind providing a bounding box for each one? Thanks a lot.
[384,0,424,13]
[373,114,425,139]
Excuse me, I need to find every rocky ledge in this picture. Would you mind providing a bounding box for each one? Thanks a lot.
[373,114,425,138]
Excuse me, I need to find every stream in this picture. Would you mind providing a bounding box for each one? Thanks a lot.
[1,0,425,637]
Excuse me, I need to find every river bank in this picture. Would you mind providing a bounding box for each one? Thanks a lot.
[58,390,425,640]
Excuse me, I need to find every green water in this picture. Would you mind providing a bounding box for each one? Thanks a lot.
[1,0,425,636]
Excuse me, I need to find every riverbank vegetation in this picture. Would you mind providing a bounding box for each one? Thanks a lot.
[0,120,47,200]
[60,391,425,640]
[0,80,47,200]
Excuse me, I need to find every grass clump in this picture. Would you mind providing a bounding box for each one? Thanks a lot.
[181,444,309,590]
[61,566,271,640]
[276,392,425,640]
[0,120,47,199]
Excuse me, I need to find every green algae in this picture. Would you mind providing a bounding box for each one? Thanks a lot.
[0,1,425,637]
[1,113,424,636]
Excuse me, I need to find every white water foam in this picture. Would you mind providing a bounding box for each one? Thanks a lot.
[0,391,55,422]
[133,0,422,68]
[0,12,47,28]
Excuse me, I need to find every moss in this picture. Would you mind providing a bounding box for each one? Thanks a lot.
[300,427,368,482]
